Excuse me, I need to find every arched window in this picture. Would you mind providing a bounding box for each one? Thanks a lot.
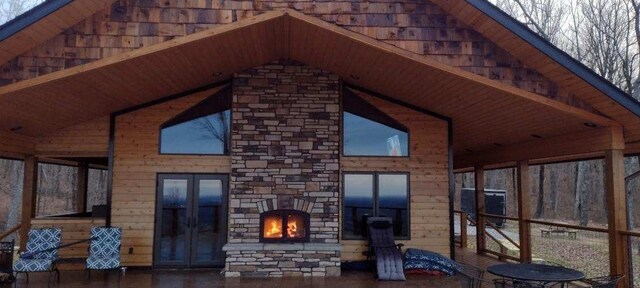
[160,87,231,155]
[343,89,409,157]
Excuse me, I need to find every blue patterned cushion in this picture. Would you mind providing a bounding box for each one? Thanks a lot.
[86,255,120,270]
[15,228,61,266]
[403,249,462,276]
[86,227,121,270]
[14,258,56,272]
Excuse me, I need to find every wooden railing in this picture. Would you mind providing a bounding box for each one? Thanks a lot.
[454,210,520,262]
[525,219,608,233]
[0,223,21,241]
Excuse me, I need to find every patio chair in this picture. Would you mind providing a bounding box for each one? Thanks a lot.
[366,217,405,281]
[13,228,61,286]
[579,275,624,288]
[455,262,484,288]
[0,240,15,283]
[85,227,122,282]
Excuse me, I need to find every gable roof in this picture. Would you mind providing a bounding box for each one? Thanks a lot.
[0,9,619,157]
[0,0,115,66]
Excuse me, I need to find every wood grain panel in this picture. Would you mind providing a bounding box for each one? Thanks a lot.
[340,90,451,260]
[111,86,230,266]
[35,116,109,157]
[0,131,35,158]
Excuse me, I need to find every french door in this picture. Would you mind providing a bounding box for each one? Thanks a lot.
[154,174,228,267]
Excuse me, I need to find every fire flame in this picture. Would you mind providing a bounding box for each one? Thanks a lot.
[265,220,282,238]
[287,221,297,238]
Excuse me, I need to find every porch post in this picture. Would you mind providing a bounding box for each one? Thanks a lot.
[516,161,532,263]
[76,161,89,213]
[474,166,486,255]
[19,156,38,250]
[604,150,628,284]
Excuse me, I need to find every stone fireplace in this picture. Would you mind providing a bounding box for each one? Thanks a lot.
[222,61,341,277]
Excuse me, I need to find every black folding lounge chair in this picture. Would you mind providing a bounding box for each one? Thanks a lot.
[366,217,406,281]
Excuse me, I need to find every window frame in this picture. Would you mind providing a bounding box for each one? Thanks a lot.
[341,171,411,241]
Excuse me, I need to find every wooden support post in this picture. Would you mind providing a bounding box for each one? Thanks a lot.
[474,166,486,255]
[76,162,89,213]
[605,150,628,285]
[460,212,468,248]
[19,156,38,250]
[517,161,532,263]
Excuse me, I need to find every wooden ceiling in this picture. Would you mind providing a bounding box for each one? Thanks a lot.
[0,0,116,66]
[0,9,633,168]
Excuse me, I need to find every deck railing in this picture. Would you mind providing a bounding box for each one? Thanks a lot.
[622,230,640,288]
[454,210,520,262]
[0,223,21,242]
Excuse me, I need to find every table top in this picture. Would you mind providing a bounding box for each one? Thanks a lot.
[487,264,585,282]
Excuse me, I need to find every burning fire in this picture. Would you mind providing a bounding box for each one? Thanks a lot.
[265,219,282,238]
[264,218,301,238]
[287,221,297,238]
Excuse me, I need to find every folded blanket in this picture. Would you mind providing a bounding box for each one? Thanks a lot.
[403,248,462,276]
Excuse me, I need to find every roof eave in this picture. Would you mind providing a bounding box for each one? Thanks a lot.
[0,0,73,43]
[466,0,640,118]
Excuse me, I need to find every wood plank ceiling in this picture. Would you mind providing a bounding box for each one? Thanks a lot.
[0,0,117,66]
[0,9,632,166]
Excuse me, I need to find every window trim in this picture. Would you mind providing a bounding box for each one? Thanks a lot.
[341,171,411,241]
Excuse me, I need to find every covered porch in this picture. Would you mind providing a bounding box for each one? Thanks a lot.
[0,6,639,288]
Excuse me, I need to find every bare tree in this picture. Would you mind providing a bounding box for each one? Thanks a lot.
[0,0,45,25]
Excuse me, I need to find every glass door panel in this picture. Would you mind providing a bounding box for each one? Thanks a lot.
[155,176,191,266]
[192,175,227,266]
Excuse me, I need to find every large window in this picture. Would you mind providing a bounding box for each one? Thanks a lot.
[343,172,409,239]
[343,89,409,157]
[160,87,231,155]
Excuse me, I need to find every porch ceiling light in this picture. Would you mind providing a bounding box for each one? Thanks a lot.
[584,122,597,128]
[9,125,22,131]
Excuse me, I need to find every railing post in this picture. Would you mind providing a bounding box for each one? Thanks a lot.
[19,155,38,251]
[76,161,89,213]
[605,150,628,287]
[517,161,532,263]
[460,212,468,248]
[474,166,486,255]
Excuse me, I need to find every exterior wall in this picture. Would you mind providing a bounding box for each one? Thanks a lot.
[31,217,106,270]
[35,116,110,156]
[0,0,592,111]
[225,61,341,277]
[340,90,450,260]
[111,87,230,266]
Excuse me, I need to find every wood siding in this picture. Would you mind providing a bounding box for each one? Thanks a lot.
[340,89,450,260]
[35,116,110,157]
[0,0,593,113]
[111,87,230,266]
[30,217,106,270]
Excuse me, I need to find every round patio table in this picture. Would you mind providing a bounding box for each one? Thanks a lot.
[487,264,585,285]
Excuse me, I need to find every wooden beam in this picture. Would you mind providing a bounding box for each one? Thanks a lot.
[604,150,629,285]
[76,161,88,213]
[516,161,532,263]
[455,127,624,169]
[19,155,37,250]
[474,166,486,255]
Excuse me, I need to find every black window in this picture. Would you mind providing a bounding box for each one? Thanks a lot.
[342,172,409,239]
[343,89,409,157]
[160,87,231,155]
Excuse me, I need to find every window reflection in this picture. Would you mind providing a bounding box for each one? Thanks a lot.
[378,174,409,237]
[343,174,374,238]
[343,173,409,239]
[160,110,230,155]
[343,112,408,157]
